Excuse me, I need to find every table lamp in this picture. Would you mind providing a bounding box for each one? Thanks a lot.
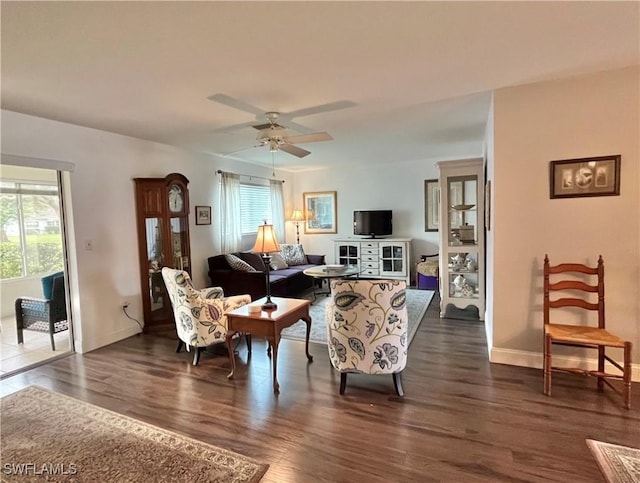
[290,209,304,244]
[251,221,281,310]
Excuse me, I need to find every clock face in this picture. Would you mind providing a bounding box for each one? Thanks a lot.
[168,185,184,212]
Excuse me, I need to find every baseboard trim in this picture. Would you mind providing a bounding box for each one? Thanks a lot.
[490,347,640,382]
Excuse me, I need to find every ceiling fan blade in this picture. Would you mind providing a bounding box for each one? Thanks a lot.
[286,100,357,119]
[211,121,256,134]
[280,144,311,158]
[221,144,261,157]
[208,94,264,116]
[286,132,333,144]
[252,122,284,131]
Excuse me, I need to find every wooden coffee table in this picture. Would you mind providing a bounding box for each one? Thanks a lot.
[225,296,313,394]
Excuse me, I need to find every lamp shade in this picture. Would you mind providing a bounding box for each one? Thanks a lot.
[290,209,304,222]
[251,222,281,254]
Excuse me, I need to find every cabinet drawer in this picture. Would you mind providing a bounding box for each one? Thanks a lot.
[361,255,378,262]
[361,242,378,249]
[361,248,379,256]
[361,261,378,269]
[362,268,379,276]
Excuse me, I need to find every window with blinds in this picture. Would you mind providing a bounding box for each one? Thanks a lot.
[240,183,272,234]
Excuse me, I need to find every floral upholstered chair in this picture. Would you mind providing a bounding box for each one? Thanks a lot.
[325,279,408,396]
[161,267,251,366]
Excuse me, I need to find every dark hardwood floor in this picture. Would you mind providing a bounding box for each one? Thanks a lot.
[2,294,639,482]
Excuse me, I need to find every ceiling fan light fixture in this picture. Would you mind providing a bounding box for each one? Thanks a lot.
[257,126,286,144]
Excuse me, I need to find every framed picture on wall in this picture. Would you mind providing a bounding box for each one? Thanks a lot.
[549,155,621,199]
[195,205,211,225]
[303,191,337,234]
[424,179,439,232]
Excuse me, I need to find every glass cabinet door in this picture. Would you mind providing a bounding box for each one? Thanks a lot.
[448,175,478,246]
[337,243,359,266]
[145,217,167,318]
[380,243,406,276]
[169,217,190,272]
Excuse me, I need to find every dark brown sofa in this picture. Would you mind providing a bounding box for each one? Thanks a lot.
[207,252,325,301]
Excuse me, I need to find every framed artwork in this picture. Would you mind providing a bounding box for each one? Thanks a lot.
[303,191,337,234]
[485,180,491,231]
[195,205,211,225]
[550,155,621,199]
[424,179,439,232]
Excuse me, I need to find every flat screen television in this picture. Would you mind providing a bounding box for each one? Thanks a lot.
[353,210,392,238]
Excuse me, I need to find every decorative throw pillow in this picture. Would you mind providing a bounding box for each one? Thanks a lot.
[225,254,256,272]
[280,244,307,266]
[270,253,289,271]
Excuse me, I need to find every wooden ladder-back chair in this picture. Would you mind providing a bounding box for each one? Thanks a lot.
[543,254,632,409]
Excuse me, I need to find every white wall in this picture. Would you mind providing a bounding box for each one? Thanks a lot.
[1,109,293,353]
[290,159,442,273]
[490,66,640,379]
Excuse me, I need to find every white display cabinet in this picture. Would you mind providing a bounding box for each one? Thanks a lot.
[334,238,412,285]
[436,158,485,320]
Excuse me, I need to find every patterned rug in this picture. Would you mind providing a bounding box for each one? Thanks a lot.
[586,439,640,483]
[1,386,268,483]
[281,289,435,345]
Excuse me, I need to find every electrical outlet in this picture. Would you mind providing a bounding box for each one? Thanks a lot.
[122,301,130,309]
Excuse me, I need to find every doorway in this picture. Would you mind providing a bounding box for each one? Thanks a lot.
[0,164,73,377]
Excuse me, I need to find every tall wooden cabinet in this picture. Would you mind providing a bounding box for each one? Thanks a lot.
[436,159,485,320]
[134,173,191,331]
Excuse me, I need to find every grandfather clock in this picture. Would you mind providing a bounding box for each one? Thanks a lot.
[134,173,191,331]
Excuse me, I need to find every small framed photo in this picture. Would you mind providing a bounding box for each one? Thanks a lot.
[303,191,337,234]
[195,205,211,225]
[550,155,621,199]
[424,179,439,232]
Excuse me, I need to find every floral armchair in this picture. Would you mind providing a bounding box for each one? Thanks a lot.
[325,279,408,396]
[161,267,251,366]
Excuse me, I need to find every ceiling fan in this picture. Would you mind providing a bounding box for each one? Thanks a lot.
[252,112,332,158]
[208,94,355,158]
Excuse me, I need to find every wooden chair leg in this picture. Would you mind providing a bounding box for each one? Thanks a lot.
[624,342,632,409]
[176,340,184,353]
[49,332,56,351]
[597,346,605,391]
[339,373,347,395]
[245,334,252,355]
[393,372,404,397]
[544,334,552,396]
[192,347,201,366]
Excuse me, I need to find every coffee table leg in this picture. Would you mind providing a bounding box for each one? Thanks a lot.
[302,316,314,362]
[226,332,236,379]
[266,336,280,394]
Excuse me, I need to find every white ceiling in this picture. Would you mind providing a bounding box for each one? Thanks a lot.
[2,1,638,172]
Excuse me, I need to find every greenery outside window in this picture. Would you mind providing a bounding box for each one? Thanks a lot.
[0,181,64,280]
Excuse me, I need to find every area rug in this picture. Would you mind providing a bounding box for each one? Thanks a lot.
[281,289,434,345]
[586,439,640,483]
[1,386,268,483]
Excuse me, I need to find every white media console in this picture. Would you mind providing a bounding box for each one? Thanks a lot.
[334,238,412,285]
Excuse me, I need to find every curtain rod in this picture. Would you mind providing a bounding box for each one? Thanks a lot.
[216,170,284,183]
